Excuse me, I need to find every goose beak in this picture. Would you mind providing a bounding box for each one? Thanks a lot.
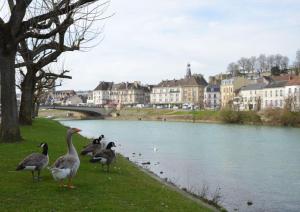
[75,128,82,133]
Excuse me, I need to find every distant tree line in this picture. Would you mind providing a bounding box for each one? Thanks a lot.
[227,50,300,76]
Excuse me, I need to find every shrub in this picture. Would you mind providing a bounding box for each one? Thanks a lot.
[280,111,300,126]
[219,109,241,123]
[239,111,262,124]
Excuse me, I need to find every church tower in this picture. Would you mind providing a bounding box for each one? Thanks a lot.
[186,63,192,78]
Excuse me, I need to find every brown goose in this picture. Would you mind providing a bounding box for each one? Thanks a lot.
[49,128,81,189]
[90,141,116,172]
[16,143,49,182]
[81,138,102,156]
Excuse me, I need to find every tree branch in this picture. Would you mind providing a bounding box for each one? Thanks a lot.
[22,0,108,31]
[9,0,33,36]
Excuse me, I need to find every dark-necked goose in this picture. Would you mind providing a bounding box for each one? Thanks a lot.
[80,138,102,156]
[16,142,49,181]
[49,128,81,189]
[90,141,116,172]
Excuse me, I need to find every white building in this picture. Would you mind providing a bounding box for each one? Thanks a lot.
[150,64,208,108]
[204,84,221,110]
[93,82,113,105]
[238,83,266,111]
[150,80,183,106]
[93,81,150,106]
[262,81,286,109]
[284,78,300,111]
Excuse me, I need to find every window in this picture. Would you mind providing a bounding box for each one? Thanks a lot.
[270,91,272,97]
[214,94,216,98]
[275,90,278,97]
[275,100,278,106]
[270,100,273,106]
[280,90,283,96]
[289,88,292,94]
[265,100,268,106]
[280,100,283,107]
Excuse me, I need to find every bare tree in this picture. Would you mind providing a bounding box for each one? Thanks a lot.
[227,62,240,76]
[16,0,106,125]
[238,57,248,75]
[244,56,256,74]
[267,55,276,70]
[257,54,268,72]
[0,0,109,142]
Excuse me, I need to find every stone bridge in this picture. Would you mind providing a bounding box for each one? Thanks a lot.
[41,105,115,117]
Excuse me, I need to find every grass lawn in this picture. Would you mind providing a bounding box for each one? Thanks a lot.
[0,118,212,211]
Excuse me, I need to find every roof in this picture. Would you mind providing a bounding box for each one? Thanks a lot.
[94,82,113,91]
[155,75,207,88]
[94,81,150,91]
[265,81,288,88]
[240,83,266,91]
[286,77,300,86]
[205,84,220,92]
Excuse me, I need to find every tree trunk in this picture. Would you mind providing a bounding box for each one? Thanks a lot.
[0,52,21,142]
[19,69,35,125]
[34,102,40,118]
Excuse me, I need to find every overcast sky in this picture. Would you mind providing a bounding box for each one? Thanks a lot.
[60,0,300,90]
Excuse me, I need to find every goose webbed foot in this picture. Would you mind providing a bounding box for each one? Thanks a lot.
[31,171,35,182]
[37,171,42,181]
[59,180,65,187]
[67,178,75,189]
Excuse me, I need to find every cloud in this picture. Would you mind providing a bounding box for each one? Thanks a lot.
[60,0,300,90]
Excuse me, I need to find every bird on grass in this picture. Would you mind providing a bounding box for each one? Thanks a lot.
[48,128,81,189]
[16,142,49,182]
[81,137,103,156]
[90,141,116,172]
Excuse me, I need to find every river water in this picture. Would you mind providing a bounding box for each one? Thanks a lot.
[60,119,300,212]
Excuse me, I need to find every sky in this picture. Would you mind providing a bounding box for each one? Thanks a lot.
[60,0,300,90]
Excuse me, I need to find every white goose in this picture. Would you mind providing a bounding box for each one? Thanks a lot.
[49,128,81,189]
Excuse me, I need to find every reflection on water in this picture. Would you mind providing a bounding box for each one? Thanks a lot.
[60,120,300,212]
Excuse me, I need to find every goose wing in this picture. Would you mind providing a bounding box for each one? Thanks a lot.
[16,153,48,170]
[53,155,78,169]
[91,150,115,163]
[81,143,102,155]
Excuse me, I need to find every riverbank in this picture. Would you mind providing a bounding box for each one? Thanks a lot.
[0,118,217,211]
[38,107,300,127]
[108,108,300,127]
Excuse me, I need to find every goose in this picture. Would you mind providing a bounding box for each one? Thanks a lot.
[49,128,81,188]
[16,143,49,182]
[80,137,102,156]
[90,141,116,172]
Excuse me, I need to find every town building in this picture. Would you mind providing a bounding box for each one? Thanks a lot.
[150,64,208,108]
[284,78,300,111]
[237,83,266,111]
[64,95,83,106]
[150,80,183,106]
[45,90,76,105]
[261,81,286,110]
[204,84,221,110]
[93,81,151,106]
[220,77,251,108]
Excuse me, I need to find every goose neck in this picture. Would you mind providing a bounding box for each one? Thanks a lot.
[67,133,78,156]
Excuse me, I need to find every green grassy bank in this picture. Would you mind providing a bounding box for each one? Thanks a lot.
[110,108,300,127]
[0,119,212,212]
